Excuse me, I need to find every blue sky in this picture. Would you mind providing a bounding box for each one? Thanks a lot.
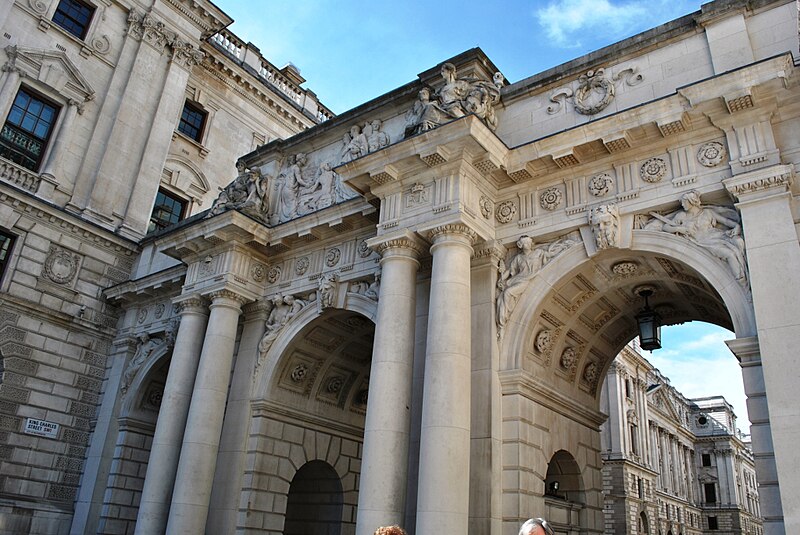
[212,1,749,429]
[214,0,706,113]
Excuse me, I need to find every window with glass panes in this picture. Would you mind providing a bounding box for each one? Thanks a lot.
[52,0,95,40]
[0,88,59,172]
[0,230,16,283]
[177,101,206,142]
[148,189,187,233]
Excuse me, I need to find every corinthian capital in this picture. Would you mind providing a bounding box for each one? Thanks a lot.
[426,223,478,245]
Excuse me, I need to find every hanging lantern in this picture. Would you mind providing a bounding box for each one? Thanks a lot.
[636,288,661,351]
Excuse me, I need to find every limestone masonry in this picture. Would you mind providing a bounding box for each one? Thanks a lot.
[0,0,797,534]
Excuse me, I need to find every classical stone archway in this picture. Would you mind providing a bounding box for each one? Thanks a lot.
[498,233,763,533]
[239,307,376,534]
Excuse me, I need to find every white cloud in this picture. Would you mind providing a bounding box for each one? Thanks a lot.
[643,324,750,431]
[534,0,649,47]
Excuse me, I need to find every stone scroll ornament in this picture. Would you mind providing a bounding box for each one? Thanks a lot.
[589,203,620,250]
[496,235,578,338]
[404,62,503,138]
[643,190,747,287]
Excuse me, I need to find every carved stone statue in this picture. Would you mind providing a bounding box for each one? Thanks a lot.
[318,272,338,310]
[341,125,368,163]
[275,153,311,222]
[496,235,576,337]
[301,162,338,212]
[208,162,269,218]
[644,190,747,285]
[121,332,163,395]
[257,293,309,357]
[589,203,620,250]
[366,119,390,153]
[403,63,502,138]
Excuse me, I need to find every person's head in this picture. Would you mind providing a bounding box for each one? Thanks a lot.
[441,62,456,82]
[373,526,406,535]
[519,518,554,535]
[681,190,702,210]
[284,295,295,305]
[419,87,431,101]
[271,295,283,306]
[516,235,534,252]
[350,125,361,136]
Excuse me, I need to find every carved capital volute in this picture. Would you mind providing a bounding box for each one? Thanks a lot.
[173,294,208,316]
[723,164,794,203]
[425,223,478,246]
[206,289,249,311]
[367,229,425,265]
[242,299,272,321]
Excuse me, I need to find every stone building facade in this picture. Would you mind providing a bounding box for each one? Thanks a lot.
[0,0,798,534]
[600,343,762,535]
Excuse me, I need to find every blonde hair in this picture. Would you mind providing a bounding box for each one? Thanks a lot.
[374,526,407,535]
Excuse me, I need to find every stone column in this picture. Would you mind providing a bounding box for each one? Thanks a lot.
[356,232,422,535]
[134,295,208,535]
[725,165,798,535]
[726,336,783,533]
[206,300,270,533]
[36,99,80,200]
[416,224,476,534]
[0,67,21,117]
[165,289,246,533]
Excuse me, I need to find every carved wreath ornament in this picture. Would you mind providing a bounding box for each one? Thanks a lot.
[574,69,615,115]
[43,247,79,285]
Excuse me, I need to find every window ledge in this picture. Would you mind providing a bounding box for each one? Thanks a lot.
[172,131,209,159]
[0,157,41,193]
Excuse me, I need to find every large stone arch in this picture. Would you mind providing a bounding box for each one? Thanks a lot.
[497,228,758,533]
[240,293,377,534]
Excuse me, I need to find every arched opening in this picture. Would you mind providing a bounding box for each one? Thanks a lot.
[284,460,344,535]
[544,450,584,533]
[640,511,650,534]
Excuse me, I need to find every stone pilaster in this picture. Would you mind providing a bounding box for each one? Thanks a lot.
[724,164,796,535]
[416,223,476,534]
[134,295,208,535]
[356,230,423,535]
[37,100,80,201]
[165,289,247,533]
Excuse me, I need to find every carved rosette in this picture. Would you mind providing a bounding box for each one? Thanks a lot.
[612,261,638,277]
[295,257,310,275]
[535,329,553,354]
[479,196,492,219]
[153,303,165,319]
[560,347,577,370]
[640,158,667,183]
[697,142,726,167]
[588,173,613,197]
[540,187,563,211]
[290,364,308,383]
[325,248,341,267]
[250,263,266,282]
[266,266,281,284]
[495,200,517,223]
[583,362,598,385]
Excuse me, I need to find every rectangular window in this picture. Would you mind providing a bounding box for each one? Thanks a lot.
[52,0,95,39]
[148,189,187,233]
[630,424,638,455]
[177,101,206,142]
[0,230,16,282]
[702,453,712,466]
[708,516,719,530]
[705,482,717,503]
[0,88,60,172]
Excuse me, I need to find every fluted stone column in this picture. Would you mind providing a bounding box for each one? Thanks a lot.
[416,224,476,534]
[165,290,246,534]
[356,233,422,535]
[134,295,209,535]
